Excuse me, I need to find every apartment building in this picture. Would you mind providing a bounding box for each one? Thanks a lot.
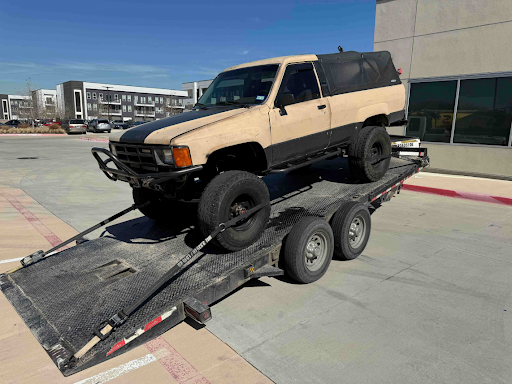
[56,81,188,121]
[182,79,213,109]
[32,89,57,119]
[0,94,33,120]
[375,0,512,178]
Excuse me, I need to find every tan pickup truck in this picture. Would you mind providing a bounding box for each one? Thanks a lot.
[94,50,405,251]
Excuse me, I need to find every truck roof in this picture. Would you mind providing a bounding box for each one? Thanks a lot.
[222,54,318,72]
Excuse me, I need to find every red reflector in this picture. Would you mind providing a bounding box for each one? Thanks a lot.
[397,68,403,75]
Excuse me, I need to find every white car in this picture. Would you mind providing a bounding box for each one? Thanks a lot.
[88,119,112,133]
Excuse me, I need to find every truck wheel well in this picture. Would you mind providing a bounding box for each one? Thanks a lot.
[206,142,268,174]
[362,114,388,128]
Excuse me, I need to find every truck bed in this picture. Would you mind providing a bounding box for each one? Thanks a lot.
[0,156,421,376]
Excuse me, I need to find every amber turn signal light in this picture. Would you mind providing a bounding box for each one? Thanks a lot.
[173,147,192,167]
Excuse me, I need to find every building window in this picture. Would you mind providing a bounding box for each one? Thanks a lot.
[122,94,126,101]
[141,96,146,103]
[122,105,126,112]
[114,94,119,100]
[406,81,458,143]
[87,92,91,99]
[127,95,132,102]
[453,77,512,146]
[166,97,170,105]
[99,93,103,100]
[74,91,82,113]
[93,103,98,110]
[87,103,92,110]
[148,96,152,103]
[128,105,132,112]
[92,93,97,100]
[135,96,139,103]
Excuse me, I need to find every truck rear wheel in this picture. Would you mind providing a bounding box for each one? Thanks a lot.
[198,170,270,252]
[283,216,334,283]
[331,202,371,260]
[349,126,391,182]
[133,188,189,221]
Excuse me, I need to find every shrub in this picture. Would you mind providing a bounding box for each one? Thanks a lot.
[0,126,66,134]
[18,123,31,128]
[48,123,61,130]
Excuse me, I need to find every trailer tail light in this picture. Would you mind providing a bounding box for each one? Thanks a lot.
[184,298,212,324]
[173,147,192,167]
[397,68,403,75]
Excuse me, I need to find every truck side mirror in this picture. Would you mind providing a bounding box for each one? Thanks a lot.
[276,94,294,116]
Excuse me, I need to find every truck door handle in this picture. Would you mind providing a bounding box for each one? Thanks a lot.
[317,105,326,110]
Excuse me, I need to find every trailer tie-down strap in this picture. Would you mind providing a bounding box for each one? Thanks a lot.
[67,202,268,366]
[8,202,151,274]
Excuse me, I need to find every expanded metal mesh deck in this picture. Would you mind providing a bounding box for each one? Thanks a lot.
[1,157,418,374]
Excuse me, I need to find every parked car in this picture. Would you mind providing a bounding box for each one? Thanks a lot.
[62,119,87,134]
[5,120,21,127]
[111,120,129,130]
[101,49,403,252]
[43,121,61,126]
[88,119,112,133]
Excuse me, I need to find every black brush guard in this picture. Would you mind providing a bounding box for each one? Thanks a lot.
[92,147,203,189]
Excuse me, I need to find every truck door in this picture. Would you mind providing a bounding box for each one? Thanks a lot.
[269,62,331,165]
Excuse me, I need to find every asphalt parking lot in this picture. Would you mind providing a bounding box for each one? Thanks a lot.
[1,134,512,384]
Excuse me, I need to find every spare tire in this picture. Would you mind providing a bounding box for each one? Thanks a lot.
[349,126,391,182]
[198,170,270,251]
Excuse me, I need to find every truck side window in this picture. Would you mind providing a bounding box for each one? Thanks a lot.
[276,63,320,107]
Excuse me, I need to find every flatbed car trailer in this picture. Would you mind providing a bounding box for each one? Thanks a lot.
[0,148,428,377]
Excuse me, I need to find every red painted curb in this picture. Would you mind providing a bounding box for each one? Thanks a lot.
[80,137,109,143]
[0,134,66,136]
[402,184,512,207]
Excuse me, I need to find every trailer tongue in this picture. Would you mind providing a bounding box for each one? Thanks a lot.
[0,154,427,377]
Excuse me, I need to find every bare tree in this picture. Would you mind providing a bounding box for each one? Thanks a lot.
[162,96,183,117]
[18,78,37,124]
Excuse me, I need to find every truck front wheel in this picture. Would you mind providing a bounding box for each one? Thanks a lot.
[349,126,391,182]
[198,171,270,252]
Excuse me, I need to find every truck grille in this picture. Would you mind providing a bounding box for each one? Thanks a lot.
[112,144,158,172]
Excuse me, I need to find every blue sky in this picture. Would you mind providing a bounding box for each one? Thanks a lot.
[0,0,377,94]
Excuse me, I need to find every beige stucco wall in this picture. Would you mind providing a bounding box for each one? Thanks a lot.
[425,143,512,178]
[375,0,512,179]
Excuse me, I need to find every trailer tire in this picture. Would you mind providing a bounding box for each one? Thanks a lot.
[331,202,371,260]
[283,216,334,283]
[349,126,391,182]
[133,188,189,221]
[198,170,270,252]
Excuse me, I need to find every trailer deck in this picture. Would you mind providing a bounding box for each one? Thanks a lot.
[1,156,423,376]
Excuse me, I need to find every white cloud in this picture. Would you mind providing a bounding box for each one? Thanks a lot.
[241,50,250,55]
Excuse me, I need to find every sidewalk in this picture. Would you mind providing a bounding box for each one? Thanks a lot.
[403,171,512,206]
[0,187,271,384]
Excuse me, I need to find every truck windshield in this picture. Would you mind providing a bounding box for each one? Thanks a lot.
[198,64,279,107]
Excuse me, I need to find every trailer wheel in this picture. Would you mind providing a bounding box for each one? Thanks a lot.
[349,126,391,182]
[133,188,189,221]
[331,202,371,260]
[283,216,334,283]
[198,170,270,252]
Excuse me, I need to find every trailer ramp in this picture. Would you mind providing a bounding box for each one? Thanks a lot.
[0,157,420,376]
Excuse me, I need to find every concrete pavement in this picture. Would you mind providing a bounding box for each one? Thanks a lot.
[1,134,512,383]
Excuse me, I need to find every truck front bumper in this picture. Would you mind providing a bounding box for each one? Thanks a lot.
[91,147,203,190]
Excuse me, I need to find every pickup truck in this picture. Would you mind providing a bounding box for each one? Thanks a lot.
[94,49,406,251]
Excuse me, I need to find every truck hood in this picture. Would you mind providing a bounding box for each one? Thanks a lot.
[109,107,249,144]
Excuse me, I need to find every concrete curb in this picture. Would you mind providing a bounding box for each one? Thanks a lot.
[402,184,512,207]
